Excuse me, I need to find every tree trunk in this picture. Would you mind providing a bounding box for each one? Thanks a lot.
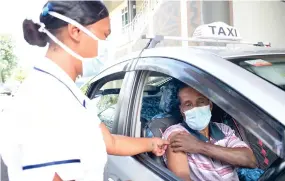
[0,70,5,83]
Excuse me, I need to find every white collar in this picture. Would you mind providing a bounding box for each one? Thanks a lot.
[34,57,88,107]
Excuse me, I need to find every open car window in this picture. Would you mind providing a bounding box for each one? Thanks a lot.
[233,56,285,91]
[95,80,122,131]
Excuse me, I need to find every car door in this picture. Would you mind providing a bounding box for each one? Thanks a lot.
[124,56,285,181]
[85,60,167,181]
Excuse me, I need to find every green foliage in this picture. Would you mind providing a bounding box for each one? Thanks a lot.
[80,83,89,95]
[0,35,18,83]
[13,68,28,83]
[97,94,118,113]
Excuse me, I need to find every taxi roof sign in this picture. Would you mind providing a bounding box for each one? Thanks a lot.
[141,21,270,49]
[193,22,242,41]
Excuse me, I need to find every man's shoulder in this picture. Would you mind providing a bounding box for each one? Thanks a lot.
[163,123,187,140]
[213,122,235,135]
[165,123,185,131]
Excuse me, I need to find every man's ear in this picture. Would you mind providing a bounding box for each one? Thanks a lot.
[209,101,213,111]
[179,105,185,120]
[67,24,81,42]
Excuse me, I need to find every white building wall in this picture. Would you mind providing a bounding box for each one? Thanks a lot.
[107,2,127,61]
[233,1,285,48]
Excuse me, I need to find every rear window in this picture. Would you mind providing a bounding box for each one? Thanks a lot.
[234,56,285,91]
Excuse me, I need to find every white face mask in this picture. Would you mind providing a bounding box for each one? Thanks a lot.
[38,10,106,78]
[97,40,109,61]
[82,57,104,78]
[184,105,212,131]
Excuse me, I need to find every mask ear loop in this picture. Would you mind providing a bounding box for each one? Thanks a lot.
[38,22,85,62]
[48,11,100,41]
[38,4,104,66]
[48,11,107,63]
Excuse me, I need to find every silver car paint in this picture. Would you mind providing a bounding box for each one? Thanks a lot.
[114,47,285,125]
[104,155,164,181]
[93,46,285,181]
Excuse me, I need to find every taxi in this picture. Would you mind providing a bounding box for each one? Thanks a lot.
[82,22,285,181]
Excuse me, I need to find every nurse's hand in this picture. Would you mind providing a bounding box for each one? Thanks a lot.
[100,123,169,156]
[150,137,170,156]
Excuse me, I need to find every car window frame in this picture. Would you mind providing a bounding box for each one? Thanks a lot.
[126,56,285,180]
[227,54,285,90]
[85,60,135,134]
[84,60,132,98]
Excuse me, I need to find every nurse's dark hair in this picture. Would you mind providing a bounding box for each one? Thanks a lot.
[22,1,109,47]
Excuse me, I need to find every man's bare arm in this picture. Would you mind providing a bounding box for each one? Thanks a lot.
[167,133,191,181]
[199,143,256,168]
[171,133,256,168]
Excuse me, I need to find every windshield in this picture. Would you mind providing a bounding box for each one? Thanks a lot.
[233,56,285,91]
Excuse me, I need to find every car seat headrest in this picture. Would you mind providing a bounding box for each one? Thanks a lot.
[147,114,181,138]
[159,80,181,113]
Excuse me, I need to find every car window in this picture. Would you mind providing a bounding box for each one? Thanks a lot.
[141,72,278,172]
[141,74,171,121]
[101,79,123,89]
[131,57,285,181]
[232,56,285,91]
[92,79,124,132]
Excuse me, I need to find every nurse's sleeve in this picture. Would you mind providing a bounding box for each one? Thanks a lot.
[79,109,107,181]
[0,144,23,181]
[0,112,23,181]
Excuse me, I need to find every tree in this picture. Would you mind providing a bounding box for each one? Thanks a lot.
[12,67,28,83]
[80,83,89,95]
[0,35,18,83]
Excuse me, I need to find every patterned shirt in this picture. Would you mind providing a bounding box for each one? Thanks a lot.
[163,122,250,181]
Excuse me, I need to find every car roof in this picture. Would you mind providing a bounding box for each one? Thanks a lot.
[189,46,285,59]
[115,46,285,61]
[108,46,285,124]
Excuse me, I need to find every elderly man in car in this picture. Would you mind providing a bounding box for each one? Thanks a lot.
[162,85,257,181]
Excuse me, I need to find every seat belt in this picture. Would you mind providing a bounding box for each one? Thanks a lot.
[180,122,209,142]
[181,121,225,142]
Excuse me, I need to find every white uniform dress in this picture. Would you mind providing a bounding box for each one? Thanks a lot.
[0,57,107,181]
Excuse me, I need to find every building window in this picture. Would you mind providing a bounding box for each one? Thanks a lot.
[121,7,129,27]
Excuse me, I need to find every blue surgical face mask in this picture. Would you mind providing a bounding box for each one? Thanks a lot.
[184,105,212,131]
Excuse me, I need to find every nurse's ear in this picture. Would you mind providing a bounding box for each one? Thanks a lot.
[67,24,81,43]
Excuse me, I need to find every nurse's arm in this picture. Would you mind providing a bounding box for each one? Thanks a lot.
[100,123,168,156]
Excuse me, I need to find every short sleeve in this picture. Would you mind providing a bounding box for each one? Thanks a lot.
[217,123,250,148]
[85,98,102,124]
[0,110,23,181]
[162,124,187,163]
[162,124,187,141]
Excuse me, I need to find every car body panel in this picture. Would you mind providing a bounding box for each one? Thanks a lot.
[86,64,181,181]
[114,47,285,125]
[86,46,285,181]
[133,56,284,153]
[130,57,285,180]
[86,65,170,181]
[190,46,285,59]
[104,155,164,181]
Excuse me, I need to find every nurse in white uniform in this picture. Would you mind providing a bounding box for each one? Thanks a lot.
[0,1,169,181]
